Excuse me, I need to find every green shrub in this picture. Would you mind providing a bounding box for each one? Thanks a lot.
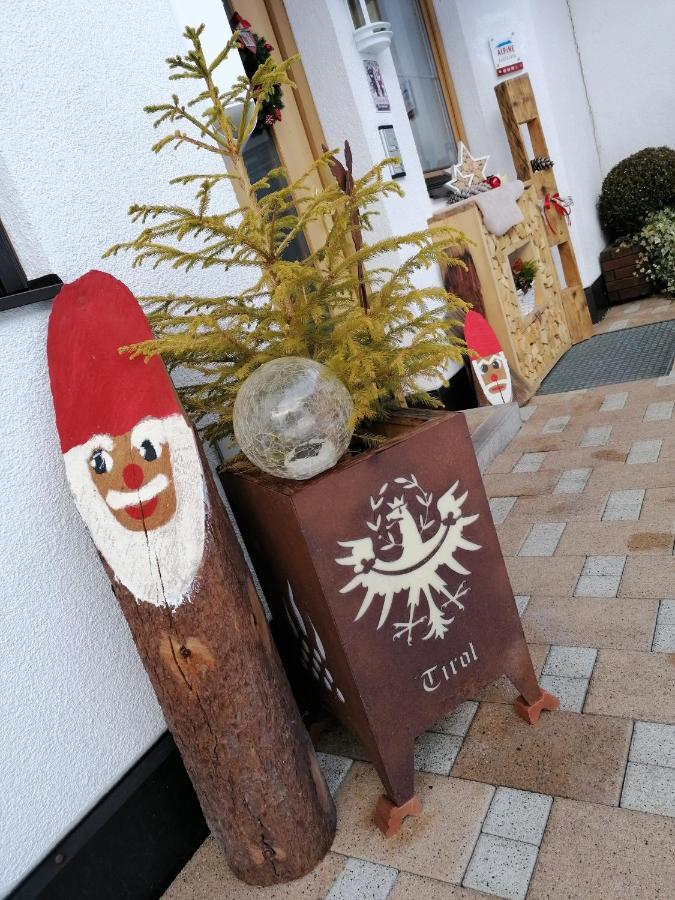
[635,207,675,295]
[598,147,675,240]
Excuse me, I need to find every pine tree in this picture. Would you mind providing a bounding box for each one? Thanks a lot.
[105,25,470,451]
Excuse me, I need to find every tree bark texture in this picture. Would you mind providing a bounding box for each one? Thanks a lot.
[108,447,336,884]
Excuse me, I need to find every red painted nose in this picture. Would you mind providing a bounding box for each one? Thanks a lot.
[123,463,144,489]
[490,374,498,382]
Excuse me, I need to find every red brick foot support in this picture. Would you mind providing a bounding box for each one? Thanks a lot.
[374,794,423,837]
[513,689,560,724]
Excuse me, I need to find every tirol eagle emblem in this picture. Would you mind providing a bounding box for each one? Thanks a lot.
[336,475,481,645]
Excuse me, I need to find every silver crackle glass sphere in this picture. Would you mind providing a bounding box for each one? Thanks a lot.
[233,357,354,480]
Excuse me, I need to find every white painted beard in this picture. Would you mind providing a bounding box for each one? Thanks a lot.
[63,414,206,608]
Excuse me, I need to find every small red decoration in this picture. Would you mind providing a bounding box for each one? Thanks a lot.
[486,175,501,189]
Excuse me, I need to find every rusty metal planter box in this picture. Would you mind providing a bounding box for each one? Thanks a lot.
[223,409,549,816]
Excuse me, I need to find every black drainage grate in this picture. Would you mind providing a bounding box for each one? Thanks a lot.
[538,320,675,394]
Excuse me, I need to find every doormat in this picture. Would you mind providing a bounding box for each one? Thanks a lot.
[538,319,675,394]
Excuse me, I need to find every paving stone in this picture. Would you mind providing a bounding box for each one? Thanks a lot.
[389,874,486,899]
[599,391,627,411]
[521,596,658,651]
[620,762,675,818]
[463,834,538,900]
[527,799,675,899]
[512,452,547,473]
[326,857,398,900]
[644,400,674,421]
[510,491,606,523]
[627,438,662,464]
[585,459,675,491]
[414,732,463,775]
[556,521,674,556]
[519,404,537,422]
[574,554,625,597]
[538,674,588,712]
[517,522,566,557]
[653,599,675,651]
[630,722,675,768]
[318,723,369,762]
[483,471,558,498]
[604,318,628,331]
[316,752,353,797]
[162,837,344,899]
[619,556,675,598]
[541,415,570,434]
[553,467,591,494]
[481,787,552,845]
[584,649,675,724]
[543,646,597,678]
[657,373,675,386]
[506,556,584,597]
[476,644,549,705]
[514,595,529,617]
[495,522,532,557]
[430,701,479,737]
[489,496,517,525]
[637,486,675,523]
[579,425,612,448]
[452,704,631,805]
[602,488,645,521]
[333,763,494,885]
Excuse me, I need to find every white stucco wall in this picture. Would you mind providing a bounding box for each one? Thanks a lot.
[0,0,241,893]
[567,0,675,174]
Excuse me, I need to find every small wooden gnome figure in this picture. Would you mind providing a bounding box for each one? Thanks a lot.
[464,310,513,406]
[47,271,335,885]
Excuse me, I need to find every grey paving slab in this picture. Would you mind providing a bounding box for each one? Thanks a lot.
[520,404,537,422]
[605,318,629,331]
[316,752,353,797]
[518,522,566,557]
[482,787,552,846]
[490,496,517,525]
[652,599,675,652]
[657,373,675,386]
[580,425,612,448]
[538,319,675,394]
[627,439,662,464]
[541,415,570,434]
[512,452,547,473]
[630,722,675,769]
[515,595,530,617]
[620,762,675,818]
[431,701,479,737]
[602,489,645,521]
[539,674,588,712]
[644,400,674,422]
[463,834,539,900]
[600,391,628,411]
[574,555,625,597]
[543,646,597,679]
[554,467,592,494]
[414,731,463,775]
[326,857,398,900]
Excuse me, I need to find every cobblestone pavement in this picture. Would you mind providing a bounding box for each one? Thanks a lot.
[164,302,675,900]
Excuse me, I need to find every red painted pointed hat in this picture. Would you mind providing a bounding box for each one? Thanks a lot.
[48,270,180,453]
[464,310,502,360]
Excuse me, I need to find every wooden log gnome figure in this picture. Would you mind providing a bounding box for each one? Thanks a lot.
[464,310,513,406]
[47,271,336,885]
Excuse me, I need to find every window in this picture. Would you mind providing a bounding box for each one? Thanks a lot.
[379,0,458,175]
[0,216,62,312]
[347,0,384,28]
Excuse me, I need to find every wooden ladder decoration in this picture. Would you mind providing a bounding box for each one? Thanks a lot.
[495,74,593,343]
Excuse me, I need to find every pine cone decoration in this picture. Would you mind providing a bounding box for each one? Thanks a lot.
[531,156,554,172]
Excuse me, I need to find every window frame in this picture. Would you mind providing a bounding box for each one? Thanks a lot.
[0,217,62,312]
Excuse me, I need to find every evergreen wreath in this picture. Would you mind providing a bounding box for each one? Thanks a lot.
[231,11,284,132]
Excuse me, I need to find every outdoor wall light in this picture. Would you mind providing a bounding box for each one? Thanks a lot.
[348,0,393,55]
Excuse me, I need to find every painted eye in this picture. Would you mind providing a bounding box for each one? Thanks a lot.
[492,359,501,369]
[480,363,489,374]
[90,449,112,475]
[140,439,159,462]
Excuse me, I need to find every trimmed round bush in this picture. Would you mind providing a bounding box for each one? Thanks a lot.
[598,146,675,240]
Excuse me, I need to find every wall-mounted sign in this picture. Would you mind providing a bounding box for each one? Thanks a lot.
[489,33,524,77]
[364,59,390,111]
[378,125,405,179]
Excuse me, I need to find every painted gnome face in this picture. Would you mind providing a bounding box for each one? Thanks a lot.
[47,271,206,608]
[464,310,513,405]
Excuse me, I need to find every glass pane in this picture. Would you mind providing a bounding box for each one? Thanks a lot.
[378,0,457,173]
[243,128,310,263]
[365,0,383,22]
[347,0,366,28]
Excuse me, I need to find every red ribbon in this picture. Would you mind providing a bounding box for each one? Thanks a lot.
[542,192,572,232]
